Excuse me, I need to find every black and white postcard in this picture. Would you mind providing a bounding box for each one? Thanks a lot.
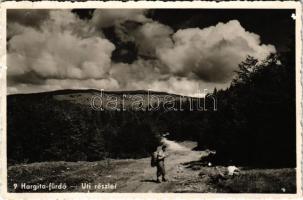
[0,1,302,199]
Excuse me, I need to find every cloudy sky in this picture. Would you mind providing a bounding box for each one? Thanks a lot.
[7,9,295,95]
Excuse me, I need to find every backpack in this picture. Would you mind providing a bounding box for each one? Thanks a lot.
[151,151,158,167]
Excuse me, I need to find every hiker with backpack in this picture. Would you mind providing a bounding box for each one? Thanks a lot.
[151,144,168,183]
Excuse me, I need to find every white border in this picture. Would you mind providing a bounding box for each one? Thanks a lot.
[0,1,302,199]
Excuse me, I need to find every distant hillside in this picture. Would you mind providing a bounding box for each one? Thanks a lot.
[8,89,193,111]
[8,90,174,164]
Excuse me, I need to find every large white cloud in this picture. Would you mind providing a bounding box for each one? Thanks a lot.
[8,10,115,91]
[157,20,276,83]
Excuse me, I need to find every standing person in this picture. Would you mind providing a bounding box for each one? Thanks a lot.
[156,144,168,183]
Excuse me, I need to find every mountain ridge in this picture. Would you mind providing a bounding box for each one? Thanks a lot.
[7,89,204,111]
[7,89,191,97]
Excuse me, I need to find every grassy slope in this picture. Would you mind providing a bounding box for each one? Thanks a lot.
[175,167,296,193]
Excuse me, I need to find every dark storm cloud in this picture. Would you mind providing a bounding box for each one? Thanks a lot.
[102,22,140,63]
[8,71,45,85]
[7,9,50,28]
[72,9,94,20]
[7,9,289,95]
[7,9,51,40]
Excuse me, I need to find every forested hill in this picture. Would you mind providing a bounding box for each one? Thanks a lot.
[7,90,165,164]
[7,89,207,165]
[195,54,296,168]
[8,89,194,111]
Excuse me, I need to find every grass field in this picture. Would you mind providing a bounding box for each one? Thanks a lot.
[176,166,296,193]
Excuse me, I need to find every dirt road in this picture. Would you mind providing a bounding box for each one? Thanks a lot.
[90,138,208,193]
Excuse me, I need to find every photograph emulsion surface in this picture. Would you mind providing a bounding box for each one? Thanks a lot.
[3,4,301,195]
